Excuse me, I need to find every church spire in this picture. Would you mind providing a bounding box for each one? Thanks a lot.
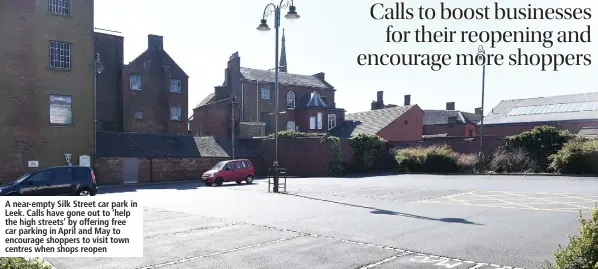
[279,28,287,73]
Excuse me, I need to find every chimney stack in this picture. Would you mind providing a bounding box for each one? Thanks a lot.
[377,91,384,104]
[404,94,411,106]
[148,35,164,51]
[371,101,377,110]
[446,102,455,111]
[475,107,483,115]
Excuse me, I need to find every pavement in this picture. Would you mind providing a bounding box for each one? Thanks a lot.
[45,174,598,269]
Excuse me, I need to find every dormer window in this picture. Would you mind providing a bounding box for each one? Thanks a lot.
[287,91,295,109]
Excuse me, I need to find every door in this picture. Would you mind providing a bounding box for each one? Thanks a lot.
[261,112,270,133]
[235,161,247,180]
[122,158,139,184]
[48,167,75,195]
[222,161,238,182]
[21,170,53,196]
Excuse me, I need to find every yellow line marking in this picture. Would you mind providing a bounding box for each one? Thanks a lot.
[421,201,579,212]
[504,192,591,209]
[469,192,540,210]
[554,193,598,203]
[446,197,473,206]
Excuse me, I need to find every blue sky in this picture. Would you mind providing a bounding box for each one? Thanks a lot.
[95,0,597,115]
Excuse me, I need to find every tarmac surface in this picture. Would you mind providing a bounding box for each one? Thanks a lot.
[46,174,598,269]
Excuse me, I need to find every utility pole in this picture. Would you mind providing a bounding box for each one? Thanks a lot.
[232,95,237,159]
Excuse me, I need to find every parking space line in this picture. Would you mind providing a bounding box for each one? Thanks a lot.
[554,193,598,203]
[504,192,591,209]
[469,192,540,210]
[447,197,473,206]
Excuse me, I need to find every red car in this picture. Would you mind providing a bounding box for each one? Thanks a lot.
[202,159,255,187]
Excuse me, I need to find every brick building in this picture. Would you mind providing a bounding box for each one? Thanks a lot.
[94,31,124,132]
[330,105,424,142]
[122,35,189,134]
[423,102,481,137]
[482,92,598,136]
[191,31,346,138]
[0,0,95,180]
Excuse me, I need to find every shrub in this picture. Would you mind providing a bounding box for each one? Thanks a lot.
[320,135,346,176]
[488,148,538,173]
[549,138,598,175]
[0,258,53,269]
[543,206,598,269]
[395,145,477,174]
[509,126,574,171]
[267,131,326,139]
[349,134,386,172]
[456,153,480,173]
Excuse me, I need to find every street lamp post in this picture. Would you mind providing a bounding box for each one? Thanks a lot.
[93,53,104,171]
[256,0,300,193]
[477,45,486,170]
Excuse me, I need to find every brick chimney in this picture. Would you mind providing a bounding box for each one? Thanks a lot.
[371,101,377,110]
[313,72,325,80]
[148,35,163,51]
[377,91,384,104]
[475,107,483,115]
[225,52,241,97]
[404,94,411,106]
[446,102,455,110]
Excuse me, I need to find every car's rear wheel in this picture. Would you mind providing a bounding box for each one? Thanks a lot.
[245,176,254,184]
[76,188,94,196]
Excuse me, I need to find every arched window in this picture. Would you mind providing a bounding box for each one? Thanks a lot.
[286,91,295,109]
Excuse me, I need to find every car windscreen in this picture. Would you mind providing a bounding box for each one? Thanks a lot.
[211,161,227,170]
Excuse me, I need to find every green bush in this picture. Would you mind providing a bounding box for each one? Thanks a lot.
[489,148,538,173]
[509,126,574,171]
[320,135,346,177]
[266,130,326,139]
[543,206,598,269]
[549,138,598,175]
[349,134,386,172]
[0,258,53,269]
[395,145,475,174]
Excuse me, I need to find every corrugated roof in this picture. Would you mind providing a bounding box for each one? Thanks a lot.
[483,92,598,125]
[240,67,332,89]
[330,105,416,139]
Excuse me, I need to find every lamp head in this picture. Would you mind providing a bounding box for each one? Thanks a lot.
[256,19,271,31]
[477,45,485,55]
[285,5,300,20]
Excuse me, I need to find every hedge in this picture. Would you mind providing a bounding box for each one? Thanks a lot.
[549,138,598,175]
[509,126,574,171]
[0,258,53,269]
[395,145,478,173]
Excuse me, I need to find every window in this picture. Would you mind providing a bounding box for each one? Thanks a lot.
[310,116,316,130]
[170,79,181,93]
[328,114,336,130]
[261,88,270,99]
[50,168,72,182]
[48,0,69,16]
[286,121,296,131]
[28,171,49,184]
[49,41,71,69]
[49,95,72,125]
[243,161,252,167]
[134,111,144,120]
[130,75,142,90]
[170,106,182,121]
[286,91,295,109]
[508,101,598,116]
[317,112,323,130]
[237,162,244,169]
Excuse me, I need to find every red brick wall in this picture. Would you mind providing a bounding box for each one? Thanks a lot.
[390,136,507,156]
[193,100,233,138]
[483,121,598,137]
[96,157,263,185]
[122,44,188,134]
[423,123,477,137]
[378,106,424,142]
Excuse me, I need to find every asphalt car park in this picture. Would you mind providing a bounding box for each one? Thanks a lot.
[46,174,598,269]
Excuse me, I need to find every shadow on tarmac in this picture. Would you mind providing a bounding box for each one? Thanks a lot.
[99,180,260,194]
[287,193,482,225]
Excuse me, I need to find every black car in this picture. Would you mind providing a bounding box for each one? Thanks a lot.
[0,166,99,196]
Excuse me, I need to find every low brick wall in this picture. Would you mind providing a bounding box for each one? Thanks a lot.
[390,136,508,156]
[96,157,264,185]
